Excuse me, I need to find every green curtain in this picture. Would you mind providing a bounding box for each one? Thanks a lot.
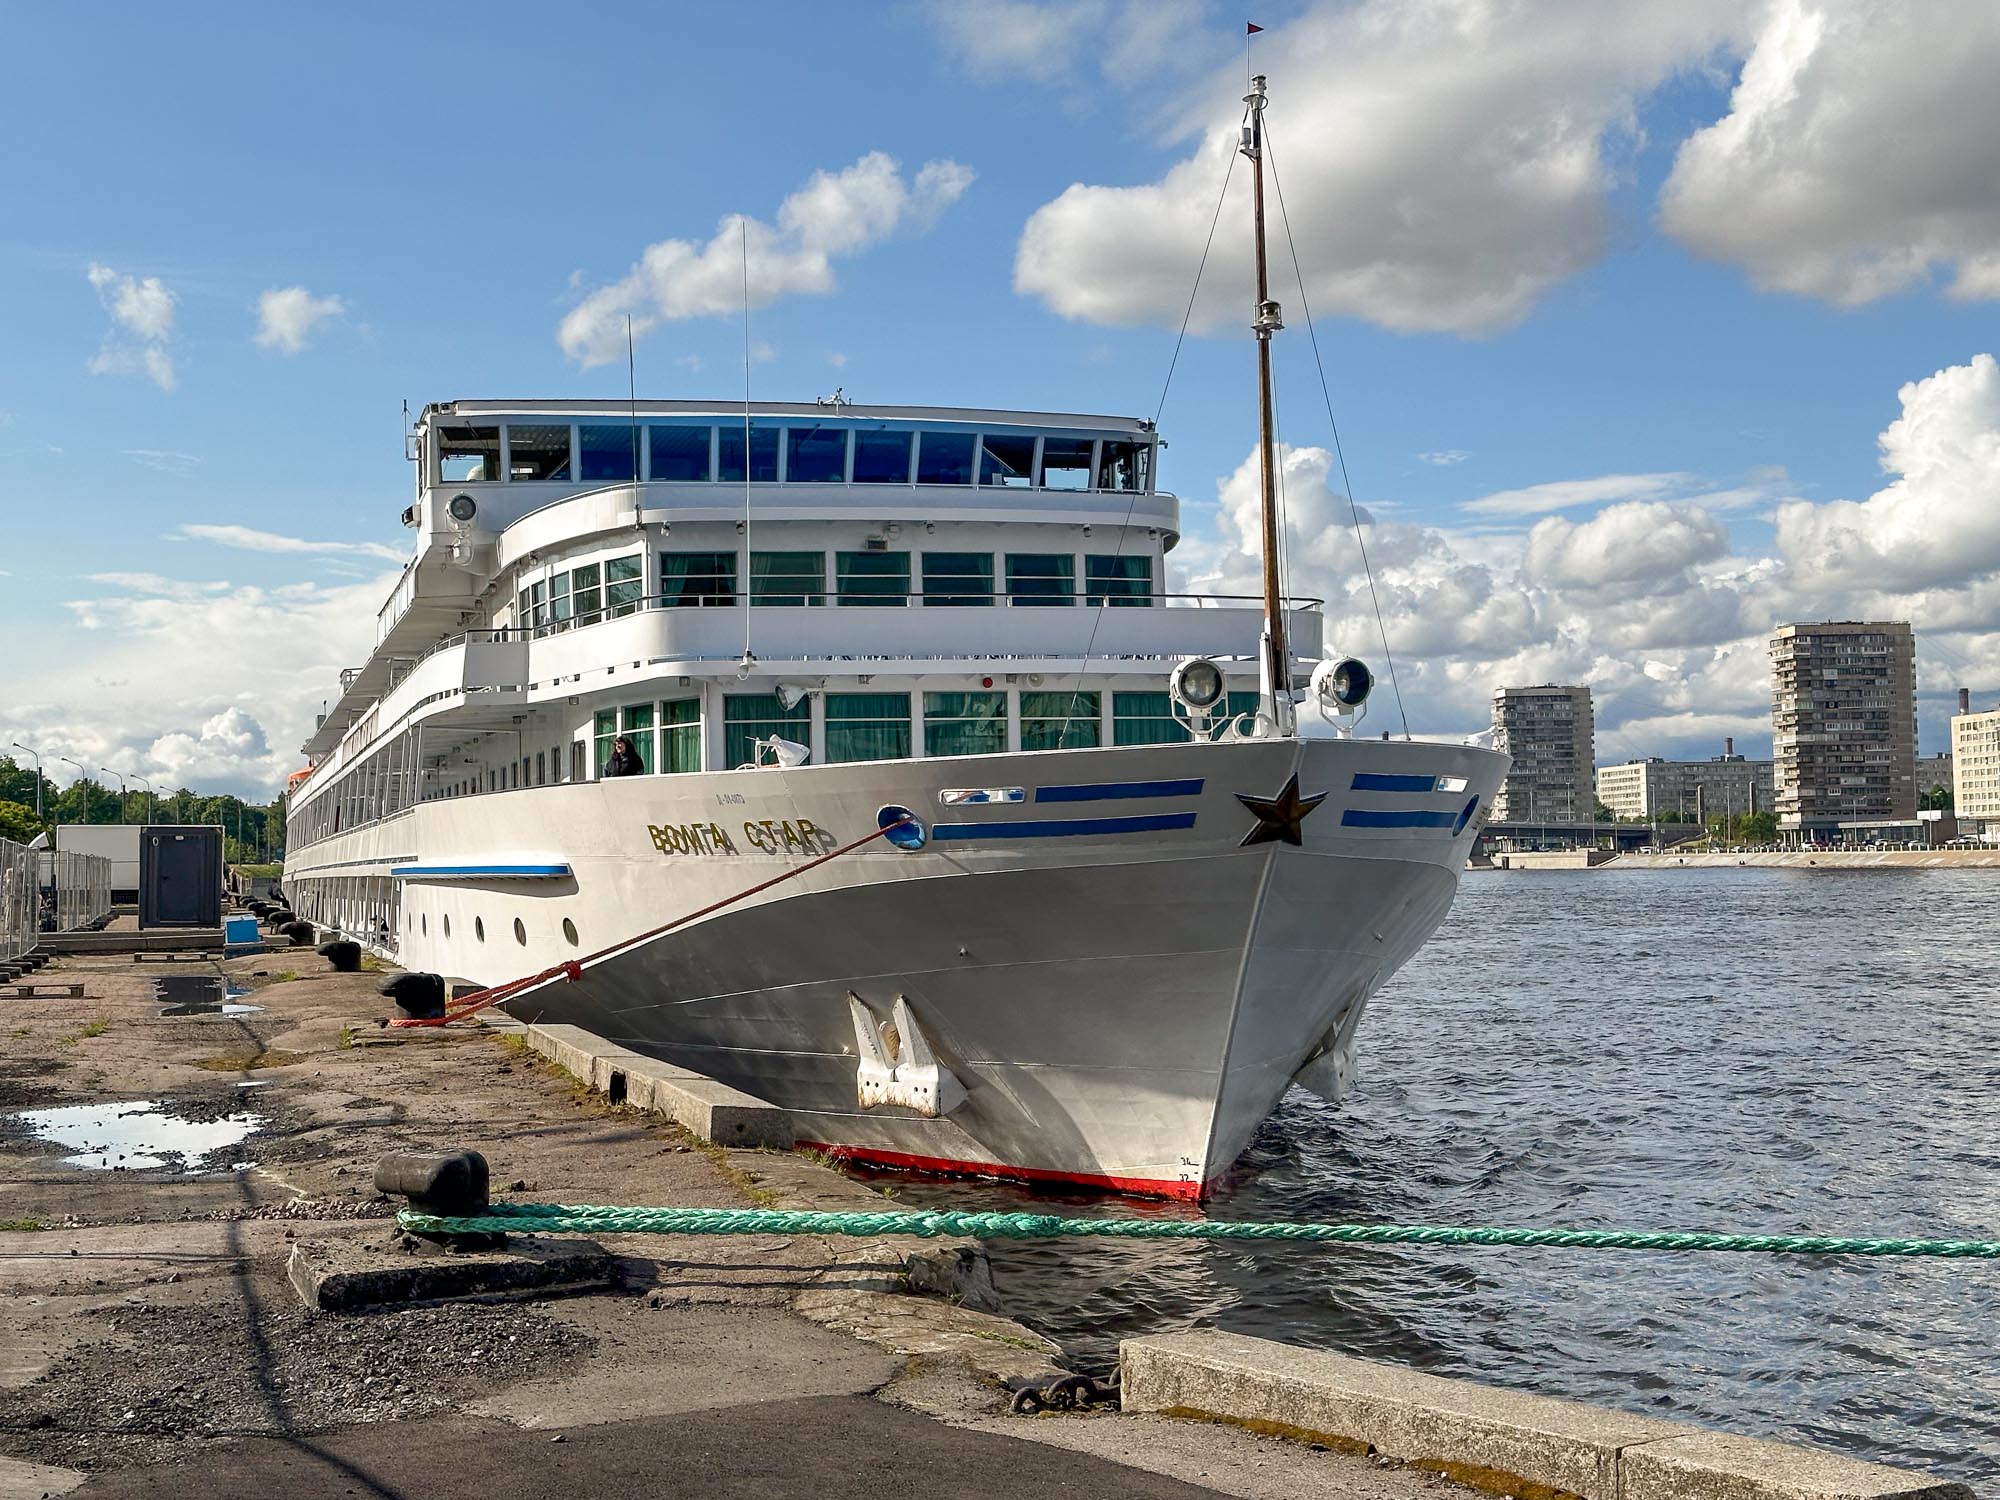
[924,692,1006,756]
[661,698,701,773]
[1022,690,1100,749]
[751,551,825,606]
[922,552,993,605]
[1006,553,1075,605]
[1085,555,1152,606]
[724,694,809,769]
[659,552,736,607]
[1113,691,1190,746]
[825,692,912,763]
[836,551,910,605]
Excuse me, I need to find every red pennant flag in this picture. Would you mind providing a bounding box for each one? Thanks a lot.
[1247,21,1264,32]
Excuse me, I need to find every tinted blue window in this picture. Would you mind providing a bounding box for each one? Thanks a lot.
[917,431,974,485]
[717,425,779,483]
[787,426,848,482]
[853,429,912,484]
[649,425,712,481]
[579,424,639,482]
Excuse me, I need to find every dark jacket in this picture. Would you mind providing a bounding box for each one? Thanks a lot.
[603,748,643,778]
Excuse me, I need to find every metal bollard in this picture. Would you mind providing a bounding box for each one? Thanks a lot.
[375,1150,501,1248]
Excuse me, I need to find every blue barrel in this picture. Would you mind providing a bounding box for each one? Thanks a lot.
[224,914,260,946]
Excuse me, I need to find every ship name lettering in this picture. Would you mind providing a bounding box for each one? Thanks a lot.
[647,821,738,857]
[742,817,832,855]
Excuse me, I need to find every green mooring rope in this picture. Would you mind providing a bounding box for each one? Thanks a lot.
[393,1203,2000,1258]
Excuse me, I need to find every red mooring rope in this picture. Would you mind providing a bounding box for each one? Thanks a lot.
[385,815,914,1029]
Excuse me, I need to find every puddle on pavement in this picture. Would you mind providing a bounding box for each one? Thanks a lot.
[152,974,261,1018]
[11,1100,263,1172]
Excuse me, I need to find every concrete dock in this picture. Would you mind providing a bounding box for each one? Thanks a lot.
[0,940,1976,1499]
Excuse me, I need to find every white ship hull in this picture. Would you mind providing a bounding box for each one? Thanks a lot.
[288,736,1504,1197]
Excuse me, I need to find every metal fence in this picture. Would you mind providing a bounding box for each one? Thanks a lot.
[0,840,113,962]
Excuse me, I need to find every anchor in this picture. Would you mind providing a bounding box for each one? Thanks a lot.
[848,992,966,1118]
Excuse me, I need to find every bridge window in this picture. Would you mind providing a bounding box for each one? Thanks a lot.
[1039,437,1095,490]
[751,551,825,606]
[923,552,992,605]
[508,424,572,482]
[718,425,779,483]
[1022,690,1100,750]
[925,691,1006,757]
[917,431,974,485]
[661,698,701,773]
[1113,691,1190,746]
[836,550,909,606]
[438,425,500,483]
[1007,553,1074,606]
[579,424,640,482]
[650,424,712,482]
[569,561,601,624]
[516,578,547,633]
[606,555,644,616]
[853,428,913,484]
[1096,440,1149,492]
[979,434,1035,487]
[1086,555,1152,606]
[724,693,809,769]
[787,426,849,483]
[659,551,737,607]
[826,692,912,764]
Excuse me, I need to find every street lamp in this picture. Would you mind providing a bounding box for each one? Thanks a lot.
[99,768,130,823]
[130,774,157,825]
[57,757,91,819]
[9,741,44,820]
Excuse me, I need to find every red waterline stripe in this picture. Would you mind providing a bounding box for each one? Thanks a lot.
[796,1139,1208,1202]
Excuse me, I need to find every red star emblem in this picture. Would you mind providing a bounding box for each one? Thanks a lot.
[1236,772,1328,847]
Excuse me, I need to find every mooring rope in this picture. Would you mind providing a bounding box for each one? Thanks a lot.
[392,1203,2000,1258]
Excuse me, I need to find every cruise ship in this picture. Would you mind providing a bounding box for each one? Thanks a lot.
[285,80,1507,1197]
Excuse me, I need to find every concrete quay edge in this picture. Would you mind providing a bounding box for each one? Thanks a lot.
[1119,1331,1973,1500]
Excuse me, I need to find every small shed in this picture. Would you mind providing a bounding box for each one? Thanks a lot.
[138,825,224,929]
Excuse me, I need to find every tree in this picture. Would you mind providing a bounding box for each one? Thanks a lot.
[0,799,43,844]
[1738,810,1778,843]
[1920,781,1954,812]
[1593,799,1618,823]
[0,757,53,817]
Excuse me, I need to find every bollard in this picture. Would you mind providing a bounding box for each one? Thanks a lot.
[279,920,316,947]
[318,939,362,972]
[263,908,296,929]
[375,1150,501,1248]
[381,972,447,1019]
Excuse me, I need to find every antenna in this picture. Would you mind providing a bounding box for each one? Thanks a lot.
[740,217,756,675]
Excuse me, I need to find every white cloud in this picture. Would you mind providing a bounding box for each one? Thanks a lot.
[1660,0,2000,305]
[1461,472,1694,518]
[1016,0,1746,335]
[86,263,178,392]
[254,286,345,354]
[827,351,848,369]
[125,449,201,475]
[924,0,1215,91]
[1417,450,1469,466]
[169,523,405,562]
[559,153,975,367]
[1523,501,1730,591]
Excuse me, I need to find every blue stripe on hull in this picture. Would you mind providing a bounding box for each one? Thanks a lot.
[390,864,573,878]
[1034,778,1205,803]
[1350,772,1437,793]
[1339,809,1458,829]
[933,812,1198,841]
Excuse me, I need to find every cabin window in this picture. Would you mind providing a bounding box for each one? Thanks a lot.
[661,698,701,773]
[595,703,655,775]
[852,429,913,484]
[548,570,572,628]
[916,431,975,485]
[1006,553,1074,606]
[650,424,712,481]
[724,693,809,769]
[659,551,737,607]
[978,434,1035,487]
[1039,437,1095,490]
[717,425,779,483]
[924,691,1006,758]
[1096,440,1148,492]
[787,426,849,483]
[1086,555,1152,606]
[535,750,547,786]
[922,552,993,605]
[515,579,547,633]
[507,424,573,482]
[836,550,909,606]
[751,551,825,606]
[569,561,602,624]
[1113,691,1190,746]
[825,692,912,764]
[1022,690,1100,750]
[438,425,500,483]
[579,424,640,482]
[606,555,644,616]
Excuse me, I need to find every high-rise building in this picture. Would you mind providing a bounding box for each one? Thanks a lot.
[1770,621,1917,836]
[1951,698,2000,836]
[1491,685,1594,822]
[1594,738,1774,822]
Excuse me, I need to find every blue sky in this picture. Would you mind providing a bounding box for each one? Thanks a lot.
[4,1,2000,796]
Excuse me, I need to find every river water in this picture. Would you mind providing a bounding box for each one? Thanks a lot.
[877,868,2000,1482]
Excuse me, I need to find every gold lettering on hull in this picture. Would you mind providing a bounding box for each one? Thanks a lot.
[647,817,836,856]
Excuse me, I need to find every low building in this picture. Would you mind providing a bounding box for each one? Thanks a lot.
[1595,739,1774,823]
[1491,685,1593,823]
[1951,703,2000,837]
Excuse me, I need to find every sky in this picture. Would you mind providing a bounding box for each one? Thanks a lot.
[3,0,1999,799]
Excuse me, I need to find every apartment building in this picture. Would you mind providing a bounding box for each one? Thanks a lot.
[1951,697,2000,836]
[1492,685,1594,822]
[1595,739,1774,822]
[1770,621,1917,836]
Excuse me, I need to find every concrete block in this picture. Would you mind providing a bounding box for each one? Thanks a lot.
[521,1022,796,1150]
[1621,1432,1972,1500]
[288,1232,617,1312]
[1120,1330,1689,1500]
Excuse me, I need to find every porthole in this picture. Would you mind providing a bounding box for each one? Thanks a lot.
[474,916,486,943]
[513,917,527,946]
[562,918,579,947]
[443,914,451,939]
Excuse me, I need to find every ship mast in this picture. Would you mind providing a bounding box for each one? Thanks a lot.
[1241,74,1292,735]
